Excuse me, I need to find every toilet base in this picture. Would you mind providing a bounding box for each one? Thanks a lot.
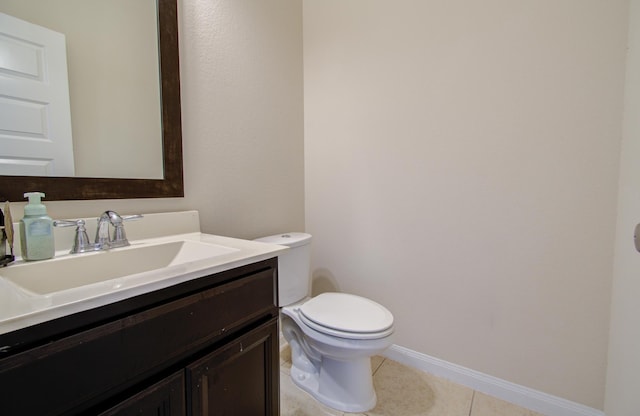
[290,356,377,413]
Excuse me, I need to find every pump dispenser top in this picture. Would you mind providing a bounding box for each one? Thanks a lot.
[24,192,47,216]
[20,191,55,261]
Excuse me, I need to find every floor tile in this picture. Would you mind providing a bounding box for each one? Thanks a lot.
[280,341,292,373]
[371,355,385,375]
[280,368,345,416]
[470,392,545,416]
[279,340,539,416]
[365,359,474,416]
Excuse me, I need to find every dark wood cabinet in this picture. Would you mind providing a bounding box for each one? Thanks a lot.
[99,371,186,416]
[0,258,280,416]
[188,320,279,416]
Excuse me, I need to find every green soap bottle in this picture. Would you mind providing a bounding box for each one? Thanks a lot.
[20,192,55,261]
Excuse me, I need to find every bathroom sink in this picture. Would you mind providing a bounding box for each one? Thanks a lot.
[0,210,288,336]
[0,240,239,296]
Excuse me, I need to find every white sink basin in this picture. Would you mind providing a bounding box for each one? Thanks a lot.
[1,240,238,296]
[0,211,288,337]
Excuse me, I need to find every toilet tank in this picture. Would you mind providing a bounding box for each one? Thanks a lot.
[254,233,312,306]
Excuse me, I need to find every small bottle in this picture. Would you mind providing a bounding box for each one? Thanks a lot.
[0,207,6,259]
[20,192,55,261]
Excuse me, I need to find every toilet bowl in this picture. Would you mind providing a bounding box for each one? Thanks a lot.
[254,233,394,413]
[282,292,393,412]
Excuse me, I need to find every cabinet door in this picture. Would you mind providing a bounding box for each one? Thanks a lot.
[187,319,279,416]
[98,371,186,416]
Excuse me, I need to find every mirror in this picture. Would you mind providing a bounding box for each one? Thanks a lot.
[0,0,183,201]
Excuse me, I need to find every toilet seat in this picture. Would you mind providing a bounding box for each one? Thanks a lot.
[298,293,394,340]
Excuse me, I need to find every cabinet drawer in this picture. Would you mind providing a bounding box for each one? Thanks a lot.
[0,267,276,416]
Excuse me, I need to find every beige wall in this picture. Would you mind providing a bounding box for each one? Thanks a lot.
[605,1,640,414]
[9,0,305,239]
[304,0,627,409]
[5,0,635,411]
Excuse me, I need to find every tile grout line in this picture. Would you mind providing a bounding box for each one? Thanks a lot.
[372,357,386,376]
[468,390,476,416]
[363,357,385,416]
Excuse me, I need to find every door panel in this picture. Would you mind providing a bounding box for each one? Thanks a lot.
[0,12,74,176]
[188,319,279,416]
[98,371,186,416]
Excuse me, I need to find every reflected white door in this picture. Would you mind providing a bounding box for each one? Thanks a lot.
[0,12,74,176]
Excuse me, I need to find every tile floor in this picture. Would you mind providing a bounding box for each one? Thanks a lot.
[279,343,544,416]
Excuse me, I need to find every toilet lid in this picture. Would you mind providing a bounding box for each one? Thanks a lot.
[298,293,394,339]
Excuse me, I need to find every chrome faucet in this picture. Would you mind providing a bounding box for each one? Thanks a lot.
[95,211,143,249]
[54,211,143,254]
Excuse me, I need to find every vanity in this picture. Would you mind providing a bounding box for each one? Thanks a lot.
[0,211,285,415]
[0,2,287,412]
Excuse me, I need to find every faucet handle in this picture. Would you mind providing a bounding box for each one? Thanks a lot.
[110,214,143,248]
[54,219,100,254]
[121,214,143,222]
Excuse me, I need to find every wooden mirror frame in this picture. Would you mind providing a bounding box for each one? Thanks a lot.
[1,0,183,202]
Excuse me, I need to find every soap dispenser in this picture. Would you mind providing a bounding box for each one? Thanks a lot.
[20,192,55,261]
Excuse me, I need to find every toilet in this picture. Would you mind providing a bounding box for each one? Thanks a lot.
[254,233,394,413]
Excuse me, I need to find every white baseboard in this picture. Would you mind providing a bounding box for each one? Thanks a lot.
[383,345,604,416]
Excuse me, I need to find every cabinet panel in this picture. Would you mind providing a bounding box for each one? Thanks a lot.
[0,267,276,415]
[188,319,279,416]
[98,371,185,416]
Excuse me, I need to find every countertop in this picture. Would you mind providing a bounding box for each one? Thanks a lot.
[0,211,286,337]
